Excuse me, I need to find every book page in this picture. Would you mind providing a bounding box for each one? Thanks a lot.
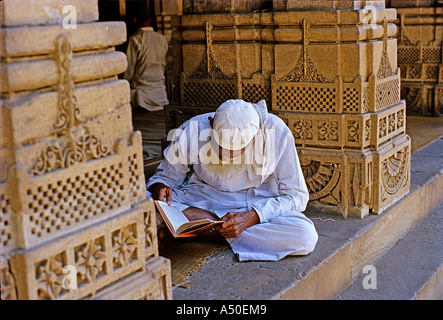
[156,201,189,234]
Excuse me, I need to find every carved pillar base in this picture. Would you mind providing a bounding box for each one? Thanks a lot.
[296,134,410,218]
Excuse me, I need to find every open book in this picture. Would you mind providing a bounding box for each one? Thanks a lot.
[154,200,223,238]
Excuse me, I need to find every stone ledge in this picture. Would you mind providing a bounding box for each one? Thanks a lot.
[337,201,443,300]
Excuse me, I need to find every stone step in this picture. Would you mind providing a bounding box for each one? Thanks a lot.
[337,201,443,300]
[170,137,443,300]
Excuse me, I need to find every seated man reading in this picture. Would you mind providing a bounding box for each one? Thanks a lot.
[146,99,318,261]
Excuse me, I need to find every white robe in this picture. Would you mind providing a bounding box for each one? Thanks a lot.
[124,27,169,111]
[146,101,318,261]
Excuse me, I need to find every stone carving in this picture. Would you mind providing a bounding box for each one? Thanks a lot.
[0,192,13,251]
[382,147,409,195]
[75,239,106,284]
[377,19,396,80]
[112,225,138,269]
[0,257,17,300]
[35,254,67,300]
[189,22,229,80]
[397,13,416,47]
[54,34,79,132]
[392,4,442,116]
[31,131,112,176]
[293,119,313,140]
[282,20,333,83]
[318,121,339,141]
[347,121,360,143]
[301,160,341,204]
[351,163,362,207]
[31,34,111,176]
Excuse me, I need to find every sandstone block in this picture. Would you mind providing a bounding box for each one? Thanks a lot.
[0,104,133,182]
[389,0,437,7]
[93,257,172,300]
[1,0,99,27]
[0,51,127,94]
[0,22,126,58]
[9,132,144,249]
[1,2,171,300]
[0,80,130,149]
[275,100,406,151]
[183,0,265,14]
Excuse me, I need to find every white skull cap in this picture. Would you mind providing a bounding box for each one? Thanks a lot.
[212,99,260,151]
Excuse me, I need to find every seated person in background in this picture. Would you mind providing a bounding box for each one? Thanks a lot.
[123,9,169,111]
[146,99,318,262]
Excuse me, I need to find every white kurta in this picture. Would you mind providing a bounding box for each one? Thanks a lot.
[124,27,169,111]
[146,101,318,261]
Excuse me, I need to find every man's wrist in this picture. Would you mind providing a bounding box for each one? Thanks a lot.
[250,207,263,224]
[247,209,260,226]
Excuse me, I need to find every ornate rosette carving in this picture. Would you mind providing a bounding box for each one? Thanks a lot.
[301,160,341,202]
[381,148,408,195]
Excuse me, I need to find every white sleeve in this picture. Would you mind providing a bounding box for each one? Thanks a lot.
[146,123,192,191]
[251,133,309,223]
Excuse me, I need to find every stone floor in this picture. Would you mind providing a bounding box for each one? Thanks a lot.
[406,116,443,153]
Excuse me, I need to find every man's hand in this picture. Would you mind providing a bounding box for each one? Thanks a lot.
[215,210,260,238]
[148,182,172,205]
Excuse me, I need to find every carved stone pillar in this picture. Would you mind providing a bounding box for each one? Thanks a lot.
[0,0,171,300]
[170,0,411,218]
[388,0,443,116]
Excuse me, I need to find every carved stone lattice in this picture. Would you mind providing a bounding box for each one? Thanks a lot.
[1,1,171,300]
